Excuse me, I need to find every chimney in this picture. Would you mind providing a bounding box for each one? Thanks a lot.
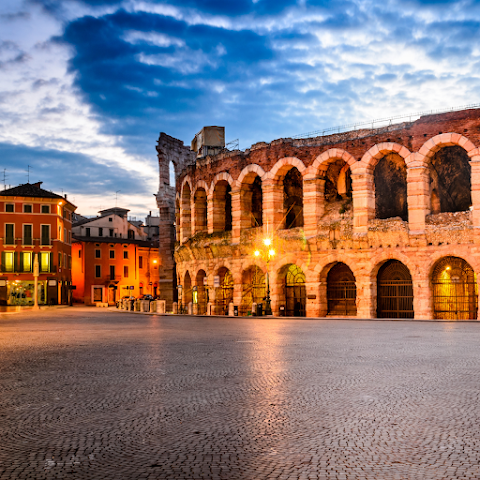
[32,182,43,188]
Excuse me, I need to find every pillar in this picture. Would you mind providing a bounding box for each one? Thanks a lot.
[356,274,375,318]
[231,188,241,244]
[303,177,325,238]
[469,158,480,233]
[351,169,374,235]
[262,178,283,232]
[413,277,432,320]
[407,165,430,234]
[207,194,214,234]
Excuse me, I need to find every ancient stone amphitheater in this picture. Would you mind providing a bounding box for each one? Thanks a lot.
[156,108,480,320]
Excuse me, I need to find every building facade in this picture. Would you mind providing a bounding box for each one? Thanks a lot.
[0,182,76,305]
[72,208,159,305]
[157,108,480,320]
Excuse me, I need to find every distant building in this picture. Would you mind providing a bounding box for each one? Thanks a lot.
[0,182,76,305]
[72,207,159,305]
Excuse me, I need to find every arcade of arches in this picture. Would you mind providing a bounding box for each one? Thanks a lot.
[165,110,480,319]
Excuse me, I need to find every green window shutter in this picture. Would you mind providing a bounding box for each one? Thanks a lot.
[50,252,53,273]
[1,252,4,273]
[14,252,18,272]
[19,252,24,272]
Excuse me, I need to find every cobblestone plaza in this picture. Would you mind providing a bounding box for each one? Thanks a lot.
[1,309,480,479]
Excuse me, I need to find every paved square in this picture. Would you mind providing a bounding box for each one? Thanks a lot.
[1,309,480,479]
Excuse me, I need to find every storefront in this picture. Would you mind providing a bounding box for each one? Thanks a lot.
[5,280,47,306]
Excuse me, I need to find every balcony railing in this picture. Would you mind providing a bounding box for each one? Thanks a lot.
[2,237,52,246]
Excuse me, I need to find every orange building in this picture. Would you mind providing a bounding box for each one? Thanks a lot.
[71,208,159,305]
[0,182,76,305]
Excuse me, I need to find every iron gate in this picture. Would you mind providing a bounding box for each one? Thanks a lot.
[285,265,306,316]
[241,266,265,315]
[377,260,414,319]
[432,256,478,320]
[216,270,233,315]
[327,263,357,316]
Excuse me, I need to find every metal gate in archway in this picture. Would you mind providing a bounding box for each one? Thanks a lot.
[285,265,306,317]
[216,270,234,315]
[432,256,478,320]
[327,263,357,316]
[377,260,414,319]
[241,266,265,315]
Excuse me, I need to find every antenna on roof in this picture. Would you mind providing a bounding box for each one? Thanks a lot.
[115,190,121,207]
[27,165,31,183]
[2,169,7,190]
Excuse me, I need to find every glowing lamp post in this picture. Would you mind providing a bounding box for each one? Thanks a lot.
[254,237,276,315]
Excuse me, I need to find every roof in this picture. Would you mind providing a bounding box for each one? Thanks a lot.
[0,182,74,206]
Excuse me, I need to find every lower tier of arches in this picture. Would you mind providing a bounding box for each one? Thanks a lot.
[176,250,480,320]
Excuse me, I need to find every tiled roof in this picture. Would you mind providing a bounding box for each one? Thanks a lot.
[0,182,64,200]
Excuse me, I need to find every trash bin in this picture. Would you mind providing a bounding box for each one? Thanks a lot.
[257,303,263,316]
[279,305,285,316]
[234,305,239,316]
[129,299,134,311]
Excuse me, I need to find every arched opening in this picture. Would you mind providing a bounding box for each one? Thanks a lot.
[169,161,176,187]
[432,256,477,320]
[326,263,356,316]
[241,175,263,229]
[324,161,352,202]
[194,187,207,233]
[374,153,408,221]
[283,168,303,229]
[241,266,265,315]
[429,146,471,213]
[195,269,207,315]
[181,183,192,239]
[215,267,233,315]
[282,264,306,316]
[213,180,232,232]
[175,198,180,240]
[184,271,192,307]
[377,260,414,318]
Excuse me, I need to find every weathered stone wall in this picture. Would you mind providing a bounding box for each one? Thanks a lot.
[160,108,480,319]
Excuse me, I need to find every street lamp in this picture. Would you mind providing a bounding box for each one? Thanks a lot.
[254,237,276,315]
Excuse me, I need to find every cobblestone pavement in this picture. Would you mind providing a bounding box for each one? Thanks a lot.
[1,309,480,479]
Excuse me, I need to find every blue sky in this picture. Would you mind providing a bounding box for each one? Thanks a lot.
[1,0,480,217]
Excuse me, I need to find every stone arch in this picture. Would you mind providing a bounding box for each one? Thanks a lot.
[277,263,306,317]
[175,196,180,240]
[180,182,192,241]
[237,164,267,185]
[193,185,208,233]
[419,133,476,160]
[211,177,233,232]
[430,256,478,320]
[215,266,234,315]
[360,142,411,170]
[268,157,307,181]
[180,176,193,195]
[323,262,357,316]
[210,172,235,195]
[240,265,266,315]
[183,270,192,306]
[195,269,208,314]
[239,170,263,229]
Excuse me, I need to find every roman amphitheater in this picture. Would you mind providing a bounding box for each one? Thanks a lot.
[156,108,480,320]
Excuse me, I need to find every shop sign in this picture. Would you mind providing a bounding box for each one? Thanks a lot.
[48,280,57,286]
[214,276,220,288]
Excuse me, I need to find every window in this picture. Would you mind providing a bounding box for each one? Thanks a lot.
[5,224,14,244]
[95,249,101,258]
[40,252,50,272]
[68,255,72,269]
[68,231,71,243]
[21,252,32,272]
[86,227,91,237]
[58,226,61,240]
[128,230,135,239]
[124,266,129,278]
[41,205,50,214]
[78,249,82,258]
[64,253,67,270]
[41,225,50,245]
[95,265,101,278]
[5,204,14,212]
[23,225,32,245]
[23,204,32,213]
[58,252,62,268]
[123,251,128,259]
[93,287,102,302]
[109,217,113,222]
[109,229,114,237]
[110,265,115,281]
[139,256,143,269]
[3,252,14,272]
[109,250,115,259]
[98,227,103,237]
[64,228,67,243]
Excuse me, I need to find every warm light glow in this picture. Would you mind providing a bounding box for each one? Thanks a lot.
[446,266,451,271]
[153,260,158,264]
[254,250,260,257]
[263,238,271,246]
[59,201,63,205]
[269,249,275,257]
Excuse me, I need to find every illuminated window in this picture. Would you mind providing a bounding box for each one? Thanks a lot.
[40,253,50,272]
[23,204,32,213]
[3,252,14,272]
[5,204,14,212]
[22,252,32,272]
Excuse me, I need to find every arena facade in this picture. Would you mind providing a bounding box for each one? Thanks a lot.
[156,108,480,320]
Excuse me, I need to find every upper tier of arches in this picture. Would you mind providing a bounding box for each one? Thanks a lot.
[176,133,480,242]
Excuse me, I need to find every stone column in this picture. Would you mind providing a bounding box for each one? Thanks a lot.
[303,177,325,238]
[207,194,214,234]
[469,158,480,233]
[270,271,282,316]
[351,169,374,235]
[356,274,375,318]
[413,277,432,320]
[231,188,241,244]
[318,280,328,317]
[407,164,430,234]
[305,281,320,317]
[233,279,242,312]
[262,178,283,232]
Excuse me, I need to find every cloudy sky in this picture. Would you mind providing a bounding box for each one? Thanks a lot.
[1,0,480,217]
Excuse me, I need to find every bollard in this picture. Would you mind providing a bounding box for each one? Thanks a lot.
[187,302,193,315]
[172,302,178,314]
[150,301,156,313]
[252,302,257,316]
[228,302,234,316]
[193,303,198,315]
[157,300,166,314]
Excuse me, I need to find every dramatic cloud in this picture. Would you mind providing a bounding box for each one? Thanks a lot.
[1,0,480,216]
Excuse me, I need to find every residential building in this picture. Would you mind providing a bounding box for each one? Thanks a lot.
[72,208,160,305]
[0,182,76,305]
